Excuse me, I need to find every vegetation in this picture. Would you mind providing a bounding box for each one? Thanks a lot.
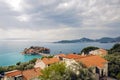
[1,43,120,80]
[39,62,70,80]
[69,62,95,80]
[41,55,54,59]
[80,43,120,79]
[39,62,95,80]
[108,43,120,54]
[80,46,99,54]
[0,58,37,73]
[105,53,120,79]
[104,43,120,79]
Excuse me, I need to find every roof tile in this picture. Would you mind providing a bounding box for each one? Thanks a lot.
[76,55,107,68]
[42,57,60,65]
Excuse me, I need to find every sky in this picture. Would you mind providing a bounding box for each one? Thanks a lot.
[0,0,120,42]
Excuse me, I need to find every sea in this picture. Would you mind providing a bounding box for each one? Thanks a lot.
[0,40,115,66]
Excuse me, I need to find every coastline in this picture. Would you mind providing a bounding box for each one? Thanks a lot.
[0,42,114,66]
[38,53,50,56]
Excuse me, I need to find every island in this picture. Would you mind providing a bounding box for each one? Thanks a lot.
[22,46,50,56]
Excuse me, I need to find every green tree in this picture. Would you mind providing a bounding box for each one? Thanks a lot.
[39,62,95,80]
[16,62,21,65]
[117,73,120,80]
[104,53,120,78]
[41,55,54,59]
[39,62,71,80]
[108,43,120,54]
[70,62,95,80]
[29,58,37,64]
[80,46,99,54]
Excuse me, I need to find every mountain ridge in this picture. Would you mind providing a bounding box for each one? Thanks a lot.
[54,36,120,43]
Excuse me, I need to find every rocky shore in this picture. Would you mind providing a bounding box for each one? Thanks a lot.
[22,46,50,55]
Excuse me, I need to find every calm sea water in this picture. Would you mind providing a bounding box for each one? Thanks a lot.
[0,40,115,66]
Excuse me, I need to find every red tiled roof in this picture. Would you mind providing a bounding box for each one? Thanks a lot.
[42,57,60,65]
[22,68,41,80]
[55,54,66,57]
[65,54,85,59]
[5,70,22,77]
[5,68,42,80]
[76,55,107,68]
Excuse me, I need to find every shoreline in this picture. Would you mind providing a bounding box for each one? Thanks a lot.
[38,53,51,56]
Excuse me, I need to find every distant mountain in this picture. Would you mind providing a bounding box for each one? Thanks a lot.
[96,37,120,43]
[115,37,120,42]
[95,37,116,43]
[54,36,120,43]
[55,37,94,43]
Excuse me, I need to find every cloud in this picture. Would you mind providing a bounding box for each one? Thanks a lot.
[0,0,120,41]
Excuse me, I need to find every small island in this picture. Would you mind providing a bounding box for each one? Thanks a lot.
[22,46,50,56]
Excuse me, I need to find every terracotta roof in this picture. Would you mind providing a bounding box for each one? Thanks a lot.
[22,68,41,80]
[5,68,41,80]
[76,55,107,68]
[55,54,66,57]
[42,57,60,65]
[5,70,22,77]
[65,54,85,59]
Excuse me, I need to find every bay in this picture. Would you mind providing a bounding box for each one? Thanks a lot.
[0,40,114,66]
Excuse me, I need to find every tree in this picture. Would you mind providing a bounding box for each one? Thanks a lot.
[108,43,120,54]
[104,43,120,79]
[16,62,21,65]
[104,53,120,78]
[116,73,120,80]
[39,62,95,80]
[41,55,54,59]
[29,58,37,64]
[39,62,71,80]
[80,46,99,54]
[69,62,95,80]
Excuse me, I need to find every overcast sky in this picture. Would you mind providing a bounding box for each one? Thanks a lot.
[0,0,120,41]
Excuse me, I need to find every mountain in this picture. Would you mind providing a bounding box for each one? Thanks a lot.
[95,37,115,43]
[96,37,120,43]
[54,36,120,43]
[55,38,94,43]
[115,37,120,42]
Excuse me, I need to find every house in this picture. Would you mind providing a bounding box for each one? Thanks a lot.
[54,54,66,58]
[57,53,108,78]
[34,57,60,69]
[4,68,41,80]
[35,53,85,69]
[63,58,80,74]
[2,53,108,80]
[56,54,85,75]
[22,68,41,80]
[76,55,108,77]
[4,70,22,80]
[89,48,108,57]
